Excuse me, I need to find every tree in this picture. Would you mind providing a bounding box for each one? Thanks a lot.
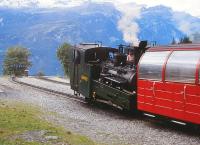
[3,46,31,76]
[179,36,192,44]
[36,71,45,77]
[171,37,176,44]
[57,43,71,75]
[192,32,200,43]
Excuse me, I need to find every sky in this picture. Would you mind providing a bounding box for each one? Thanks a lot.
[95,0,200,17]
[0,0,199,18]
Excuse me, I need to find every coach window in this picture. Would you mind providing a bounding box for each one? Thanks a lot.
[139,51,170,80]
[74,50,80,64]
[199,61,200,84]
[166,51,200,83]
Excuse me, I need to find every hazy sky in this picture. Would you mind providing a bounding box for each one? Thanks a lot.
[0,0,199,17]
[96,0,200,17]
[34,0,200,17]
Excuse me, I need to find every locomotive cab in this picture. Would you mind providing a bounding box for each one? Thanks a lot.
[69,43,117,98]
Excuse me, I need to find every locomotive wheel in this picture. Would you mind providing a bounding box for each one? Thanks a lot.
[129,97,138,115]
[85,97,95,104]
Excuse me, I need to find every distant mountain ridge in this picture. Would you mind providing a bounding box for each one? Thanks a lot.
[0,3,199,75]
[0,0,85,8]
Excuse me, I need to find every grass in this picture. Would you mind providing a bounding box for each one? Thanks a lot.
[0,100,98,145]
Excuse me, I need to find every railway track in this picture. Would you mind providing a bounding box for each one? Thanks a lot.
[36,76,70,85]
[7,77,200,129]
[10,77,124,110]
[10,77,86,104]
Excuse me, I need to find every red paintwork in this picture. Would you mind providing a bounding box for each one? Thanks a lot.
[137,46,200,125]
[138,80,200,124]
[149,44,200,52]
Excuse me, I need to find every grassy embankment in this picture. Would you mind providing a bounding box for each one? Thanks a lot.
[0,100,98,145]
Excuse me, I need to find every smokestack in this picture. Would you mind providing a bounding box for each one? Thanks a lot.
[134,40,148,64]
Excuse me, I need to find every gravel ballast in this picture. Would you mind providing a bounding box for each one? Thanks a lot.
[44,76,70,84]
[16,77,73,94]
[0,77,200,145]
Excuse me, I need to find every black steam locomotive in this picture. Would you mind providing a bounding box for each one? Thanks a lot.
[69,41,148,111]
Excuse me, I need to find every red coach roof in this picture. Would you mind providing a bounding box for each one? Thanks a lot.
[148,43,200,51]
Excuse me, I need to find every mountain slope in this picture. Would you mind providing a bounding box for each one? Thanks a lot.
[0,3,199,75]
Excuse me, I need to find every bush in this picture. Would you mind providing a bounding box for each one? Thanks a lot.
[3,46,31,76]
[57,43,71,76]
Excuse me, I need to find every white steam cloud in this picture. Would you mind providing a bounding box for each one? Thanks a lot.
[115,3,141,45]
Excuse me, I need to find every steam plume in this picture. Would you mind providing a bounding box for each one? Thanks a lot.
[115,3,141,45]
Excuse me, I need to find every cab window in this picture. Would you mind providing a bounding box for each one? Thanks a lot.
[73,50,80,64]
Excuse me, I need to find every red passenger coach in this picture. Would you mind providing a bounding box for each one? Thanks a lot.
[137,44,200,125]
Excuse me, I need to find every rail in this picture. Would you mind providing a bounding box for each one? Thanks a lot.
[10,77,86,104]
[36,76,70,85]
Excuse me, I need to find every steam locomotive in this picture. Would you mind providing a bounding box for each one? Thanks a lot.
[69,41,200,125]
